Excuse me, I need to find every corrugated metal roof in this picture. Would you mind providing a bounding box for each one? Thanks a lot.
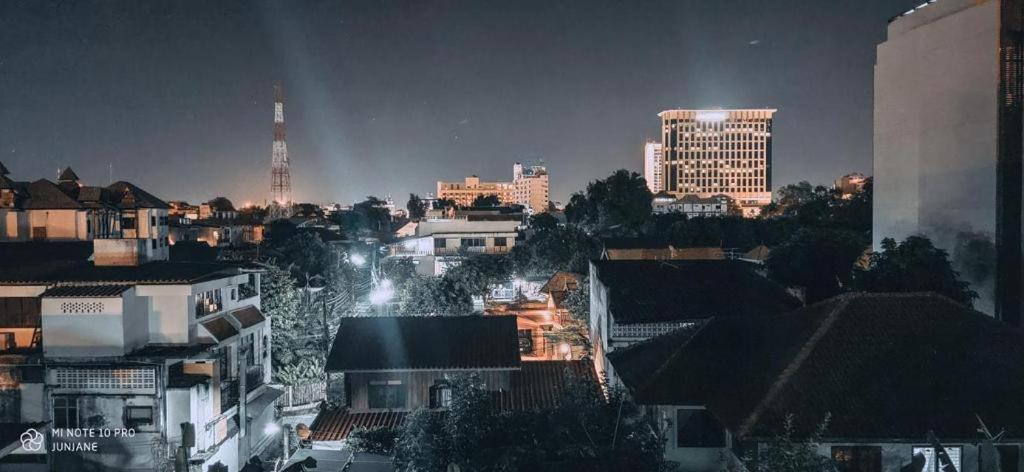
[42,285,131,298]
[326,315,520,372]
[492,360,597,411]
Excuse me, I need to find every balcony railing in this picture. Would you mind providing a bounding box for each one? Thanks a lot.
[245,365,264,394]
[434,246,510,256]
[220,379,239,413]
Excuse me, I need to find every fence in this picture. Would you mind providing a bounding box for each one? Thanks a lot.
[278,381,327,409]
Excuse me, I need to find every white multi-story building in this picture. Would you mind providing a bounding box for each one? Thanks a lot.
[659,109,776,217]
[387,218,520,276]
[874,0,1022,321]
[512,163,550,214]
[0,175,278,472]
[643,142,664,193]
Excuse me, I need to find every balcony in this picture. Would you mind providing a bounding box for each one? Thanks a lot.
[434,246,510,256]
[219,366,265,413]
[195,300,223,318]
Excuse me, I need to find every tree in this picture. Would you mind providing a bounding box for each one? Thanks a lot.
[529,212,559,232]
[275,232,340,284]
[407,193,427,220]
[564,280,590,326]
[855,236,978,306]
[743,414,836,472]
[388,373,669,472]
[766,228,867,303]
[565,170,652,234]
[260,265,302,370]
[510,224,599,276]
[398,275,474,316]
[267,219,298,244]
[334,196,392,237]
[444,255,513,301]
[472,194,502,207]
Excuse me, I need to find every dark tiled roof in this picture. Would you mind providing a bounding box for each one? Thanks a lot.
[42,285,131,298]
[0,260,239,285]
[492,360,597,411]
[592,260,800,324]
[201,317,239,342]
[107,181,170,209]
[0,241,93,268]
[311,409,410,441]
[0,161,9,175]
[22,179,83,209]
[539,271,581,295]
[230,306,265,329]
[607,324,703,391]
[326,316,521,372]
[0,297,41,328]
[622,292,1024,441]
[128,343,215,358]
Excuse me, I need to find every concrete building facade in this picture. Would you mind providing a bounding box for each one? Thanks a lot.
[437,163,550,214]
[659,109,776,217]
[643,141,664,193]
[873,0,1023,321]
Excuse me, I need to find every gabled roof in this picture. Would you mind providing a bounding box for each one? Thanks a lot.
[492,360,597,411]
[539,271,581,295]
[616,292,1024,441]
[0,161,9,175]
[201,317,239,342]
[326,315,520,372]
[311,410,410,442]
[230,305,265,329]
[0,298,41,328]
[592,260,800,324]
[600,237,668,250]
[58,167,80,182]
[107,181,169,209]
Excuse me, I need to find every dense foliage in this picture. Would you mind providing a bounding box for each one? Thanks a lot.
[765,228,867,303]
[566,169,653,235]
[856,236,978,306]
[741,414,836,472]
[406,193,427,219]
[365,373,669,472]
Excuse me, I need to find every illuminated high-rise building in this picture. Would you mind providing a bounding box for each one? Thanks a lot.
[659,109,776,216]
[643,141,663,193]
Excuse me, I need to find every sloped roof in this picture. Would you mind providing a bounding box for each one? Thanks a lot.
[539,271,581,295]
[326,315,520,371]
[311,410,410,442]
[592,260,800,324]
[600,237,669,250]
[201,317,239,342]
[0,260,238,285]
[42,285,131,298]
[618,292,1024,441]
[22,179,83,209]
[0,161,9,175]
[607,324,702,391]
[107,181,169,209]
[230,305,265,329]
[492,360,597,411]
[58,167,80,182]
[0,298,41,328]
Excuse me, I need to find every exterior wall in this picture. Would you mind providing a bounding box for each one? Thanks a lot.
[0,327,37,349]
[649,405,735,472]
[437,177,516,208]
[347,370,512,411]
[812,440,1024,472]
[589,263,611,384]
[0,209,28,240]
[40,295,128,357]
[26,209,84,240]
[644,142,664,193]
[874,0,1001,315]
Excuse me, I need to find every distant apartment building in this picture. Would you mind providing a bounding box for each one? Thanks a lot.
[873,0,1022,322]
[0,163,170,263]
[643,142,664,193]
[512,163,550,214]
[659,109,776,217]
[651,193,730,218]
[834,172,868,199]
[437,163,550,214]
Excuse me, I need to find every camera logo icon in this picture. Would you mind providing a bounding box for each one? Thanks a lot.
[20,428,44,452]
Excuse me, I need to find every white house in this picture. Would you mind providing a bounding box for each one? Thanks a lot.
[387,218,520,275]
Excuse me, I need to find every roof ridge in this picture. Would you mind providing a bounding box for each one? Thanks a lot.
[736,292,857,437]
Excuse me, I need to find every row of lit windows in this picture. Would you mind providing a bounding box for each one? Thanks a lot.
[55,368,156,390]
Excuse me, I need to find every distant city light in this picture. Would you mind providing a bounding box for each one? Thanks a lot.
[696,110,729,122]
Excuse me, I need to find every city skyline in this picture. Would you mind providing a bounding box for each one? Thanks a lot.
[1,0,922,205]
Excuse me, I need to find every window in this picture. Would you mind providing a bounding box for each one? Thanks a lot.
[518,329,534,354]
[368,380,406,409]
[53,397,80,429]
[433,238,447,249]
[30,227,46,240]
[995,446,1020,472]
[55,368,156,390]
[461,237,485,248]
[151,216,157,227]
[494,237,507,247]
[676,408,726,448]
[912,446,962,472]
[832,446,882,472]
[125,406,154,427]
[429,381,452,409]
[122,216,136,230]
[0,333,13,351]
[151,239,157,250]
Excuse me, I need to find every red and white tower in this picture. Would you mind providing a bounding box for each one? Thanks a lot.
[271,83,292,207]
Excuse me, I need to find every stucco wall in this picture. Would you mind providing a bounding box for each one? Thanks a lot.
[41,296,126,357]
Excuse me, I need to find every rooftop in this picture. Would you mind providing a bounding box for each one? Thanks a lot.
[0,259,240,285]
[326,315,521,372]
[592,259,800,324]
[612,292,1024,440]
[42,285,132,298]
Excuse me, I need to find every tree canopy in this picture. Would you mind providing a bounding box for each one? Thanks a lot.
[565,169,652,234]
[406,193,427,219]
[855,236,978,306]
[471,194,502,207]
[766,228,867,304]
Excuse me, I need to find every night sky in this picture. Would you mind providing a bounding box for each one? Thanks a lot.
[1,0,921,206]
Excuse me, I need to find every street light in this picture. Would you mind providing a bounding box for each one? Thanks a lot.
[349,253,367,267]
[369,279,394,305]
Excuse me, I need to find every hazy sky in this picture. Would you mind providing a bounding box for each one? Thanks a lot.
[0,0,920,205]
